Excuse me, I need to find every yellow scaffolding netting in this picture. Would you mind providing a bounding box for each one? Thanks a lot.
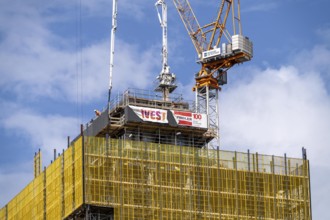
[0,136,311,220]
[84,137,311,220]
[0,137,83,220]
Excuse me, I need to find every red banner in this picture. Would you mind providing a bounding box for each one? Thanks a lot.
[171,111,207,128]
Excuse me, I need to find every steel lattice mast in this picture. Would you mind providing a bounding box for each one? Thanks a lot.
[173,0,253,148]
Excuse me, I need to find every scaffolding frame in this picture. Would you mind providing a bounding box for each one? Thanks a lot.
[84,136,311,220]
[0,134,311,220]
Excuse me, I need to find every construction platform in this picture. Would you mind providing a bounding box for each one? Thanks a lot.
[84,89,214,147]
[0,89,312,220]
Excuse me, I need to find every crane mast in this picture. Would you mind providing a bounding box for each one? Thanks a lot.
[155,0,177,101]
[173,0,253,148]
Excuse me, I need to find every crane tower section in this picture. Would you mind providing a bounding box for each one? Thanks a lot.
[173,0,253,148]
[155,0,177,101]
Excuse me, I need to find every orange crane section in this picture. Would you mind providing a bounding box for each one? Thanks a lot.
[173,0,253,90]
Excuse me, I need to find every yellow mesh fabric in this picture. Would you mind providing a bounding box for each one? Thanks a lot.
[1,136,311,220]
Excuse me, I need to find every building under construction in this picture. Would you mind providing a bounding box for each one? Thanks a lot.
[0,0,312,219]
[0,89,312,220]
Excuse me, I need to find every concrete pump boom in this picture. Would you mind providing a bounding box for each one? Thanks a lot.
[108,0,118,107]
[155,0,177,101]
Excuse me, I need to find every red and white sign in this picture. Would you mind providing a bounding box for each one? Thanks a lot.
[129,105,168,123]
[171,111,207,128]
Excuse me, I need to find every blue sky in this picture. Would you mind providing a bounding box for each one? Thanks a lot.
[0,0,329,218]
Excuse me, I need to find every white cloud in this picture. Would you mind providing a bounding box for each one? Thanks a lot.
[0,0,159,103]
[2,108,78,163]
[293,45,330,79]
[221,47,330,168]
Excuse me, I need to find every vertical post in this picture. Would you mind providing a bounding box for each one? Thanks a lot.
[284,153,289,219]
[61,149,65,218]
[34,149,42,178]
[119,136,123,220]
[43,166,46,220]
[34,152,37,178]
[81,124,86,205]
[272,155,277,220]
[217,146,222,220]
[307,160,312,220]
[179,136,184,218]
[253,153,258,219]
[67,136,70,148]
[302,147,312,220]
[190,133,195,219]
[106,133,110,205]
[247,149,253,217]
[195,145,201,218]
[256,153,260,220]
[157,128,163,220]
[72,134,76,210]
[206,146,211,220]
[248,150,250,172]
[234,151,239,219]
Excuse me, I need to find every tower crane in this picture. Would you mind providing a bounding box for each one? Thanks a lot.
[173,0,253,148]
[155,0,177,101]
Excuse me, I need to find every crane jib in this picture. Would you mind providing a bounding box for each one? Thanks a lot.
[173,0,252,89]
